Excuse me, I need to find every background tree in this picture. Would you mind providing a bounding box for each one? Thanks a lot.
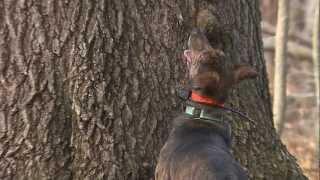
[260,0,319,179]
[273,0,290,135]
[312,0,320,164]
[0,0,306,180]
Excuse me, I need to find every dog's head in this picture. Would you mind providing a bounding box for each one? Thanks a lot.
[183,29,258,103]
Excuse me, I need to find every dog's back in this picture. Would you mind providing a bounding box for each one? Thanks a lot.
[155,115,248,180]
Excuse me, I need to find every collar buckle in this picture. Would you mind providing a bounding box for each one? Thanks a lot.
[185,106,200,117]
[185,105,222,123]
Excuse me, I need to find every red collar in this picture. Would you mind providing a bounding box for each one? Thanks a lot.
[190,91,224,107]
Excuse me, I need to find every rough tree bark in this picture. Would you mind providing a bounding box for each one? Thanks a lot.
[0,0,306,180]
[273,0,290,135]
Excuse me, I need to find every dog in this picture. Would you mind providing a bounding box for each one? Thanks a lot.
[155,29,258,180]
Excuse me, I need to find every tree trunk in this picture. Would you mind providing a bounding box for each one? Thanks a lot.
[0,0,306,180]
[273,0,290,135]
[312,0,320,165]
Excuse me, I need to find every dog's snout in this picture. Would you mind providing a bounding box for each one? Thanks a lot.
[188,28,211,51]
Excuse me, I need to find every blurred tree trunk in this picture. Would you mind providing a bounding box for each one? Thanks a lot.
[260,0,278,25]
[273,0,290,135]
[0,0,306,180]
[313,0,320,165]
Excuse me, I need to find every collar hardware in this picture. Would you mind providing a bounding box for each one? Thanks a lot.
[185,105,223,123]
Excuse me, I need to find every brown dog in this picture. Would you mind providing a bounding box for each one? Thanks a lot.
[155,29,257,180]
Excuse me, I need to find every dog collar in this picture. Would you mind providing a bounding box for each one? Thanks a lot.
[190,91,224,107]
[185,104,232,146]
[177,88,255,124]
[185,105,224,123]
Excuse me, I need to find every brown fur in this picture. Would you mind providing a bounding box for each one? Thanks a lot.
[184,29,257,102]
[155,29,257,180]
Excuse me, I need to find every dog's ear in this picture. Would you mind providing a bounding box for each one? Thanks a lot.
[233,64,258,84]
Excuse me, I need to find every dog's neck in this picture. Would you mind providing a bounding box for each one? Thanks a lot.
[173,101,232,148]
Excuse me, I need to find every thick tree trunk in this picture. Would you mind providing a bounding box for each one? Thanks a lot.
[0,0,306,180]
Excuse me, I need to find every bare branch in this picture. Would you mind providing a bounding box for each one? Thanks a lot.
[263,37,312,60]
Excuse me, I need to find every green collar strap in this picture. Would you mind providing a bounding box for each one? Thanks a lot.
[184,105,232,145]
[185,105,225,123]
